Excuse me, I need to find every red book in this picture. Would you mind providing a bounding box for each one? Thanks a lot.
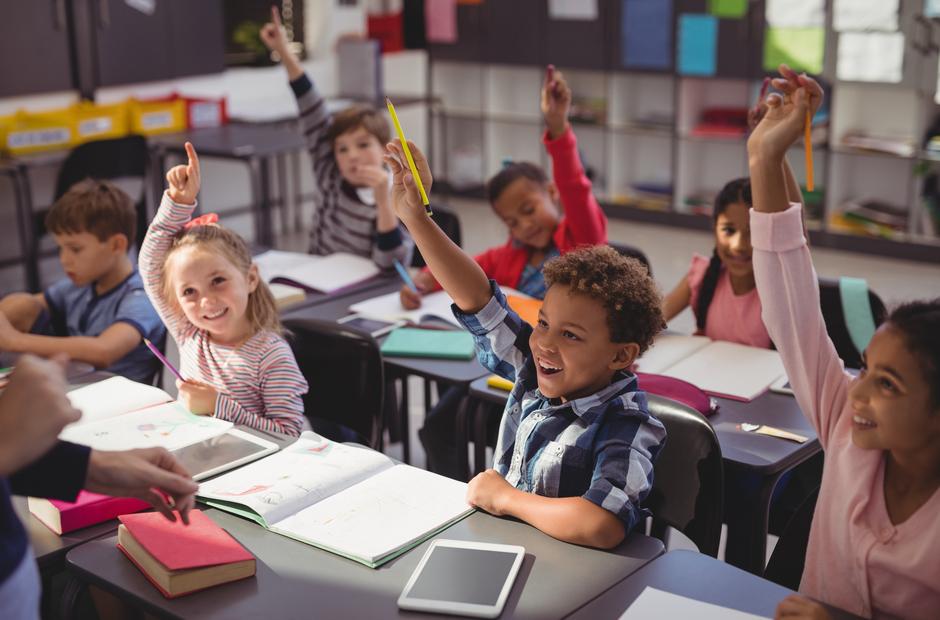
[28,491,149,535]
[117,509,255,598]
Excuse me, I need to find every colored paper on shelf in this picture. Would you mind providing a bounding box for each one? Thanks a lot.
[678,14,718,77]
[833,0,898,32]
[708,0,747,18]
[763,27,824,75]
[548,0,598,21]
[425,0,457,44]
[837,32,904,84]
[766,0,823,28]
[622,0,672,70]
[928,0,940,18]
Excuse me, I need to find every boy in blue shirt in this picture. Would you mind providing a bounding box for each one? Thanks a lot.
[385,141,666,548]
[0,179,165,383]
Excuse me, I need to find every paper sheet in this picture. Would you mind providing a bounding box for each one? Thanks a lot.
[678,14,718,77]
[424,0,457,44]
[254,250,380,293]
[766,0,824,28]
[619,588,770,620]
[837,32,905,83]
[636,334,711,375]
[65,376,173,427]
[662,341,786,402]
[548,0,598,20]
[621,0,672,70]
[833,0,899,32]
[763,27,825,75]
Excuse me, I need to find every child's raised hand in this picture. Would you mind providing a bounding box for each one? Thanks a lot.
[747,64,823,161]
[166,142,201,206]
[383,140,433,224]
[259,5,290,55]
[541,65,572,140]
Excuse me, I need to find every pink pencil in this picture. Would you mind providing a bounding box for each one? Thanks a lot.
[143,338,185,382]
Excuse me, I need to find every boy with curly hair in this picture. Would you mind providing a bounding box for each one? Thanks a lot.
[385,140,666,549]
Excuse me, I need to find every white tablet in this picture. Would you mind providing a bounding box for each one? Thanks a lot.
[398,539,525,618]
[337,314,406,338]
[769,375,794,396]
[172,429,278,481]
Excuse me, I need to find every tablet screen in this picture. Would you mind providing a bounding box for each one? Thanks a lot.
[406,546,520,605]
[172,432,272,480]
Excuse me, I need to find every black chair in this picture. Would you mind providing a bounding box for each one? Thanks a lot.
[764,486,820,590]
[410,205,462,268]
[818,277,886,369]
[643,394,724,557]
[609,242,653,277]
[282,317,385,450]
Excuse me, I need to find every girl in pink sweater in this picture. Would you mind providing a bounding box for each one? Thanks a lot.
[749,66,940,620]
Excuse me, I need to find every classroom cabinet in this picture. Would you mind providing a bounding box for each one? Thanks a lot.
[0,1,74,97]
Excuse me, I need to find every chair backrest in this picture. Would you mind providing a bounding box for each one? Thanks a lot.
[282,317,385,450]
[411,205,462,268]
[643,394,723,557]
[50,135,150,246]
[608,242,652,277]
[817,277,887,369]
[763,486,819,589]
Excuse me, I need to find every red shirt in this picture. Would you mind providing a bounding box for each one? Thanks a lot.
[426,126,607,290]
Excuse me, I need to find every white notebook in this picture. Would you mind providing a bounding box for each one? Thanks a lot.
[254,250,380,293]
[637,334,786,402]
[619,588,769,620]
[198,432,473,568]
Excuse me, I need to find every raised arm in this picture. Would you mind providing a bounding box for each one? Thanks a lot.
[139,142,201,342]
[384,141,492,313]
[260,6,304,81]
[542,67,606,245]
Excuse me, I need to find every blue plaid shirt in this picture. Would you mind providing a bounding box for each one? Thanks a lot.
[454,282,667,532]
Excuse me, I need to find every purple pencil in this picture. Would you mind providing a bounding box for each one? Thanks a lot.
[143,338,185,382]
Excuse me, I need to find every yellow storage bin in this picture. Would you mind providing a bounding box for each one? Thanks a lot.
[4,107,76,156]
[128,96,186,136]
[0,113,12,155]
[73,100,130,144]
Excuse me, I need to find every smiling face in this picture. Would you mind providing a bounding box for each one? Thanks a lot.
[54,231,125,286]
[848,324,940,456]
[166,245,259,345]
[714,201,753,280]
[529,284,637,402]
[491,177,561,250]
[333,126,386,187]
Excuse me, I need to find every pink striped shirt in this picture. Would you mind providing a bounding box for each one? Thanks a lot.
[139,193,308,437]
[752,204,940,619]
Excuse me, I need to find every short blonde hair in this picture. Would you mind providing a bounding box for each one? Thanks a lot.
[161,224,281,335]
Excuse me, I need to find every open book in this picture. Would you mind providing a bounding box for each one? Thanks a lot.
[349,288,536,329]
[253,250,381,294]
[636,334,786,402]
[61,377,277,478]
[197,433,473,568]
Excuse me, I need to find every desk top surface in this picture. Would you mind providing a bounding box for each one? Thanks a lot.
[67,508,663,620]
[149,124,306,158]
[469,376,820,475]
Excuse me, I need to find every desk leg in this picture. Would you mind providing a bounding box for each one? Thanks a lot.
[399,374,411,465]
[455,394,472,482]
[291,150,303,231]
[276,153,289,236]
[248,156,273,247]
[10,168,39,291]
[472,401,490,477]
[723,466,785,575]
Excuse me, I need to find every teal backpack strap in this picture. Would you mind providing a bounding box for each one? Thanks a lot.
[839,277,877,355]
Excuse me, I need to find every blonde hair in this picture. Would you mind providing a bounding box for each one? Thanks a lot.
[161,224,282,335]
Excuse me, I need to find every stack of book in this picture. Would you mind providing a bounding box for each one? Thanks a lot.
[830,199,908,239]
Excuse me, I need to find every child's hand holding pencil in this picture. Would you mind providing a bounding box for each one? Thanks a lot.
[384,140,434,225]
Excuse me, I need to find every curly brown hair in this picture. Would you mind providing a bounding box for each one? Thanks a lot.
[543,245,664,354]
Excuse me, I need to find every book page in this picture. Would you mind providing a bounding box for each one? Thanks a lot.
[197,433,393,525]
[663,341,786,401]
[619,588,769,620]
[65,376,173,428]
[59,402,231,451]
[281,252,380,293]
[253,250,320,283]
[272,464,471,564]
[635,334,712,374]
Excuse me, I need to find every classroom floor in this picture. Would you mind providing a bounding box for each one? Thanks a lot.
[272,194,940,561]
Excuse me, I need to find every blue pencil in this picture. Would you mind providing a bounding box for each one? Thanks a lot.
[393,260,419,294]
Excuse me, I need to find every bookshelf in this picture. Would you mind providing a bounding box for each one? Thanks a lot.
[427,0,940,263]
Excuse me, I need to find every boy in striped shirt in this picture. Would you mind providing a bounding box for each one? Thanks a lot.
[385,140,667,549]
[261,8,413,268]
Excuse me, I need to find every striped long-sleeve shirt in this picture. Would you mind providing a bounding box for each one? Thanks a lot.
[139,193,308,437]
[453,281,667,532]
[290,73,413,268]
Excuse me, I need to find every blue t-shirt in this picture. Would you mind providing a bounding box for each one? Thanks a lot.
[515,246,560,299]
[41,270,165,383]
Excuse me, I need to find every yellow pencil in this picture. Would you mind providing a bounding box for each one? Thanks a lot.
[386,97,431,215]
[804,107,814,192]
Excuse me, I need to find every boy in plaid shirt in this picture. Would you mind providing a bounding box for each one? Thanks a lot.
[385,141,666,548]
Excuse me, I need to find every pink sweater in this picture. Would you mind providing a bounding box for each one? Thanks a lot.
[686,254,771,348]
[751,204,940,619]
